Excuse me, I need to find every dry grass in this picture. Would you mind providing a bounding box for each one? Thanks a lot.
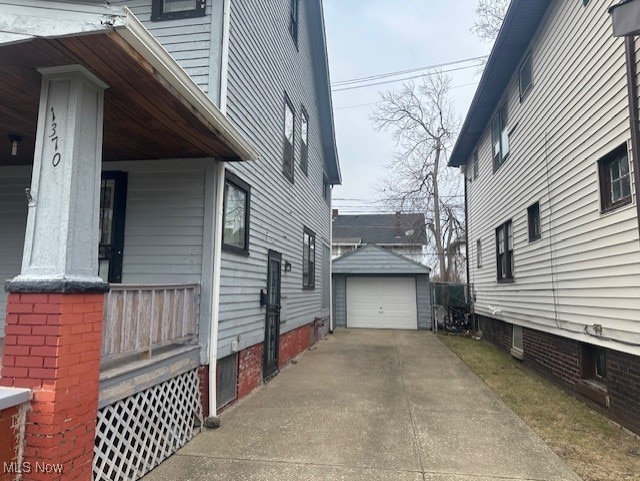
[439,334,640,481]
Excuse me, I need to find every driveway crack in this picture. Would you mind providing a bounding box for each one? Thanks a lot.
[393,330,427,481]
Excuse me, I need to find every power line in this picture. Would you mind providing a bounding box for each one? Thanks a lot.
[331,63,485,93]
[331,55,488,87]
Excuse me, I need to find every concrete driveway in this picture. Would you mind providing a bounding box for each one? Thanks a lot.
[143,329,581,481]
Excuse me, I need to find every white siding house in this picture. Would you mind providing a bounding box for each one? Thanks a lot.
[450,0,640,434]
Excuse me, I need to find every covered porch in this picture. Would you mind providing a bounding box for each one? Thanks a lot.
[0,3,256,480]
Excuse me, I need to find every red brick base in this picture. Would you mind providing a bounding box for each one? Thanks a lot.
[1,292,104,481]
[197,365,209,418]
[0,405,20,481]
[237,344,262,400]
[279,324,311,368]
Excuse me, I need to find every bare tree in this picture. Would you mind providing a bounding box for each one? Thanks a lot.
[471,0,509,44]
[371,73,465,282]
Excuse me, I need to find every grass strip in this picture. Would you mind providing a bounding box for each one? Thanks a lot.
[439,335,640,481]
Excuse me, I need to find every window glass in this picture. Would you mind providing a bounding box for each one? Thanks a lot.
[303,228,316,288]
[223,176,249,253]
[599,144,632,212]
[519,54,533,99]
[163,0,194,12]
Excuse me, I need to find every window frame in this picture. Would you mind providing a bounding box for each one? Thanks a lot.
[222,172,251,256]
[323,175,331,204]
[289,0,300,48]
[303,227,316,289]
[519,52,533,101]
[527,202,541,242]
[495,219,514,283]
[300,106,309,176]
[151,0,205,21]
[491,101,510,172]
[598,144,632,213]
[283,94,295,182]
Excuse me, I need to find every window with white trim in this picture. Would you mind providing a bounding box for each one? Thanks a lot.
[496,220,513,282]
[151,0,205,21]
[491,102,509,171]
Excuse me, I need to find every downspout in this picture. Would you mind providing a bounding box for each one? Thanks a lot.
[329,185,334,333]
[463,166,474,333]
[206,0,231,425]
[624,36,640,241]
[207,160,225,424]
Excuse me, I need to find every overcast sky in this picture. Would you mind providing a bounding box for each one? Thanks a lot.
[323,1,492,214]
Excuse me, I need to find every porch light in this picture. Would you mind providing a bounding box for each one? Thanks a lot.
[284,261,292,272]
[9,135,21,156]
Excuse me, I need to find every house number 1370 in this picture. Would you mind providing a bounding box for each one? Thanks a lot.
[49,107,61,167]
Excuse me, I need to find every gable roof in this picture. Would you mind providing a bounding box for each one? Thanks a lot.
[448,0,552,167]
[333,243,431,275]
[332,213,427,246]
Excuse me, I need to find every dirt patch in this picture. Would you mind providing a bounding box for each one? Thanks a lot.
[439,335,640,481]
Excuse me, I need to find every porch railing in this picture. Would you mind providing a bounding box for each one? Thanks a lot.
[101,283,200,365]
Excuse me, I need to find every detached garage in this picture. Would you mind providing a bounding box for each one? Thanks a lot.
[333,244,432,330]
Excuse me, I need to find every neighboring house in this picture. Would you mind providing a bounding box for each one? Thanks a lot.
[332,211,428,264]
[0,1,340,480]
[332,244,432,330]
[449,0,640,434]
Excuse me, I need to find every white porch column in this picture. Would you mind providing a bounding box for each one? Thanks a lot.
[7,65,108,290]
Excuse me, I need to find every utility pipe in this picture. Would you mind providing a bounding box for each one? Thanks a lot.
[624,36,640,242]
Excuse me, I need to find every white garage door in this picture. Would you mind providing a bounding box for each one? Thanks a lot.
[346,277,417,330]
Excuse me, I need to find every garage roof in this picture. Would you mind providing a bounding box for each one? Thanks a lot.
[333,244,431,275]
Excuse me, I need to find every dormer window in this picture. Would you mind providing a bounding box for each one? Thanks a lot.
[151,0,205,21]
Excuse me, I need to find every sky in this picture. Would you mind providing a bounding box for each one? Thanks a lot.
[323,1,493,215]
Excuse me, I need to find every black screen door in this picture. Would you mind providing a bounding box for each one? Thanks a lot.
[99,171,127,283]
[263,250,282,380]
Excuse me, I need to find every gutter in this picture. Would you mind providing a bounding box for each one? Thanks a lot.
[116,7,258,162]
[624,36,640,242]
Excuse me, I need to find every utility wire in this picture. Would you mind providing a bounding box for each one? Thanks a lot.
[332,63,485,92]
[331,55,488,87]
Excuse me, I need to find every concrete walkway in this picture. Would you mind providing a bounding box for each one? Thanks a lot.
[143,330,581,481]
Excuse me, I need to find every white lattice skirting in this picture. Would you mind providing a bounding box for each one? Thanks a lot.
[93,369,203,481]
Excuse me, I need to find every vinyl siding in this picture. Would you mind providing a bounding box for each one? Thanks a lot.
[111,0,216,94]
[106,159,207,284]
[0,167,30,338]
[416,276,432,330]
[217,0,333,357]
[466,0,640,355]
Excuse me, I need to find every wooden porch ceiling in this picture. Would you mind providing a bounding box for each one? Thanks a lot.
[0,32,241,167]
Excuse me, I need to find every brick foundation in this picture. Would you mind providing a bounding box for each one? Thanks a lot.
[607,350,640,435]
[0,405,21,481]
[478,314,640,436]
[237,344,263,400]
[1,292,104,481]
[478,315,512,353]
[197,365,210,418]
[523,327,581,387]
[279,324,311,368]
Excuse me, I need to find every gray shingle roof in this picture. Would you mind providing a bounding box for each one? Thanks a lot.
[332,213,427,246]
[332,243,431,275]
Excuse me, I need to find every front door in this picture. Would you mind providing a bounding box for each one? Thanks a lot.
[99,171,127,283]
[263,250,282,380]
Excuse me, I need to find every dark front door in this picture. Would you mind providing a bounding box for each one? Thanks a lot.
[263,250,282,380]
[99,171,127,283]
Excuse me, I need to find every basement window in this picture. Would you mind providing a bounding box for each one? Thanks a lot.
[511,325,523,360]
[151,0,206,21]
[217,354,238,409]
[578,344,609,407]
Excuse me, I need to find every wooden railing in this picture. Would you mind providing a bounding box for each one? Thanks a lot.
[102,284,200,364]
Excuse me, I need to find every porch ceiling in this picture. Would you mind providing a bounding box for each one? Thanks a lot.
[0,32,248,167]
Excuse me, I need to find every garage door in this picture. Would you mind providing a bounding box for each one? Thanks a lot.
[346,277,417,329]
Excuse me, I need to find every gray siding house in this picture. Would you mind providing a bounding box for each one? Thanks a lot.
[0,1,340,479]
[333,244,432,330]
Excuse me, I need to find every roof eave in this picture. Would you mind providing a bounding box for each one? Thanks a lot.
[448,0,552,168]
